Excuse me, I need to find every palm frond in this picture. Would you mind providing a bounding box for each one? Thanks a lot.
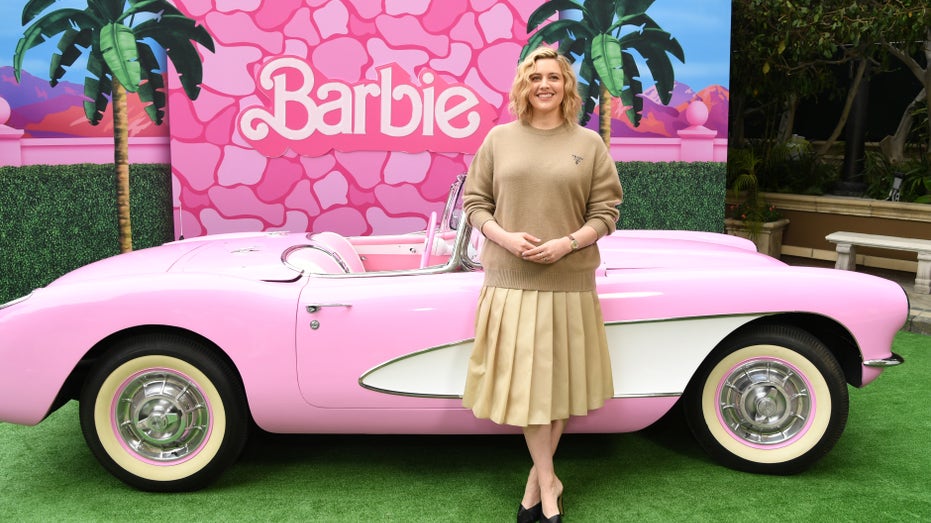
[49,28,93,86]
[591,33,625,96]
[521,19,588,61]
[13,8,93,80]
[99,22,142,92]
[21,0,57,25]
[135,14,215,52]
[619,28,683,105]
[83,52,112,125]
[527,0,583,33]
[135,43,166,124]
[584,0,617,30]
[614,0,656,20]
[90,0,127,21]
[620,51,642,125]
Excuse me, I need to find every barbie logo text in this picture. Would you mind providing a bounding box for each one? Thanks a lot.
[239,57,498,157]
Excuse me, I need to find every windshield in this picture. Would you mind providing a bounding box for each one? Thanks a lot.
[447,173,466,231]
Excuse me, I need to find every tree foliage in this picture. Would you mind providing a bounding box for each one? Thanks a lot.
[731,0,930,156]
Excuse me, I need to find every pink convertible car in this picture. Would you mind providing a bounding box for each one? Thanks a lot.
[0,175,906,491]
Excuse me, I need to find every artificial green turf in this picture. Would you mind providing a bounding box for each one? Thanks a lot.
[2,332,929,521]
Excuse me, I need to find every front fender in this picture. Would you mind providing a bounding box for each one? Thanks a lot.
[0,273,305,426]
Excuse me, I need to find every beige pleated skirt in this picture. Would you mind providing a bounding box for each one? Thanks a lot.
[462,286,614,427]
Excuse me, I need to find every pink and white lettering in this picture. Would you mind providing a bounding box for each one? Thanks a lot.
[239,58,498,158]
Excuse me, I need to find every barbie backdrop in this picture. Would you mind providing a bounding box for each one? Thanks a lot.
[0,0,731,238]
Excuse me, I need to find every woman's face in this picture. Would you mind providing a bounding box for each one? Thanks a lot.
[527,58,564,118]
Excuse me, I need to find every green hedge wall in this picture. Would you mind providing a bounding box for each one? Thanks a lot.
[617,161,725,233]
[0,164,173,304]
[0,161,724,304]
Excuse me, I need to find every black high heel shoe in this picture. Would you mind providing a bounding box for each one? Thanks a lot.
[517,502,542,523]
[540,495,564,523]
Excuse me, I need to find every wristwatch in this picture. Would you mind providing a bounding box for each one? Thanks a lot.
[568,235,579,251]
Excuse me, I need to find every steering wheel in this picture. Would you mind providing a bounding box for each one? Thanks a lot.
[419,211,438,269]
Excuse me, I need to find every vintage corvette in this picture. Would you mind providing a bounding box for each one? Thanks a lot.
[0,175,907,491]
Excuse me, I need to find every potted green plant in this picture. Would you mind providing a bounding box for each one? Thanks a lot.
[725,148,790,257]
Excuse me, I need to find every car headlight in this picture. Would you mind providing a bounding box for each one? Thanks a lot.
[0,293,32,310]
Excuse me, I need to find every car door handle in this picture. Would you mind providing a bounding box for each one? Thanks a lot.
[306,303,352,313]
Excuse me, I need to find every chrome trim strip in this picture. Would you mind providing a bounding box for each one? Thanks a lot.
[356,382,683,401]
[616,392,683,399]
[359,339,472,378]
[864,352,905,368]
[357,385,461,400]
[281,244,351,274]
[602,311,772,326]
[0,293,32,310]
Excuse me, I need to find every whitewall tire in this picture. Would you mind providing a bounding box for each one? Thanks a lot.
[79,334,248,491]
[684,325,849,474]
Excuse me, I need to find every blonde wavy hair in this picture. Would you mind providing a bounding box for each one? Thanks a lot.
[508,47,581,126]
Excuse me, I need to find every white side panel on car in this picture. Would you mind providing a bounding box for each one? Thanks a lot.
[359,315,761,399]
[605,315,762,397]
[360,340,472,398]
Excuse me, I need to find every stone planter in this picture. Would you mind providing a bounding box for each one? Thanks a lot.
[724,218,791,258]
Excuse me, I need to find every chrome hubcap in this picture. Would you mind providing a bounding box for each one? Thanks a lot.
[718,358,811,445]
[115,369,210,462]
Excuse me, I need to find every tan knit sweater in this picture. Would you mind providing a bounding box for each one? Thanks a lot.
[463,121,623,292]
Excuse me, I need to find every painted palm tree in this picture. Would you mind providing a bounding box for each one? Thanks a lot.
[14,0,214,253]
[521,0,685,144]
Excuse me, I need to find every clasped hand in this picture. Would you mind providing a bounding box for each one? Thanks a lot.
[503,232,570,265]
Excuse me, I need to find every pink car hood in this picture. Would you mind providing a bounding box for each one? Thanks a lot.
[49,232,305,288]
[168,232,304,282]
[598,230,781,271]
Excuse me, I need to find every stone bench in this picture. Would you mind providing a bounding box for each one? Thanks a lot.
[826,231,931,294]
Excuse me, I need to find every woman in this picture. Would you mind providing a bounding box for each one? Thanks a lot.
[461,46,623,523]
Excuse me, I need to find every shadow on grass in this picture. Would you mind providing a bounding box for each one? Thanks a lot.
[224,399,715,492]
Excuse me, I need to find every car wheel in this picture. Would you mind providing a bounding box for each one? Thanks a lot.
[79,333,248,491]
[684,325,848,475]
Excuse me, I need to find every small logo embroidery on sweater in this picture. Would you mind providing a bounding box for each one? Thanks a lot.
[571,154,583,165]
